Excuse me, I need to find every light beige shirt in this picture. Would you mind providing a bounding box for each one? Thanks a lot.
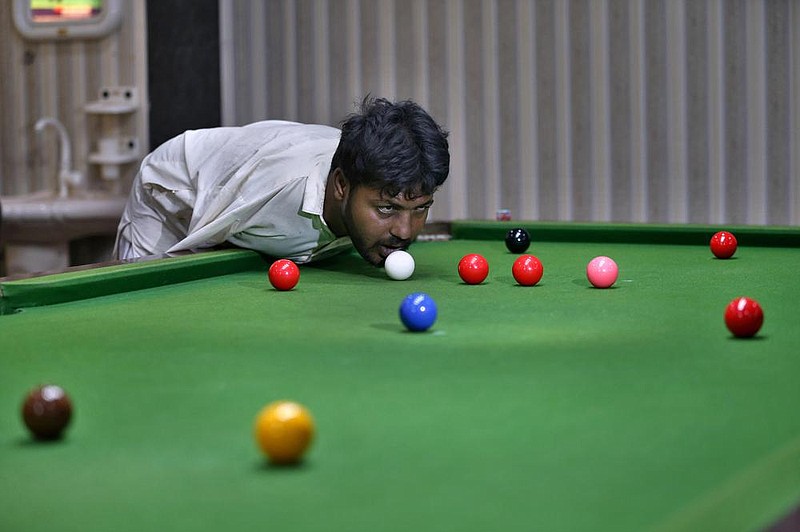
[115,120,352,263]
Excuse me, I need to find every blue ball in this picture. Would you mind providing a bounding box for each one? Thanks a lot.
[399,292,438,332]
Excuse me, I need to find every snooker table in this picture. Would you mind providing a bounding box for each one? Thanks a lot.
[1,221,800,532]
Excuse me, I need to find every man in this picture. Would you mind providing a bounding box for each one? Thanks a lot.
[115,97,450,266]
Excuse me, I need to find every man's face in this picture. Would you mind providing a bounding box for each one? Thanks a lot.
[341,184,434,266]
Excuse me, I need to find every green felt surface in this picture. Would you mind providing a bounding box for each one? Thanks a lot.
[1,225,800,532]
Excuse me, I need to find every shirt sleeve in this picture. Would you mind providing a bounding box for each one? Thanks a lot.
[115,132,197,258]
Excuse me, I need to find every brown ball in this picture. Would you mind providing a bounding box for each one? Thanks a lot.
[21,385,73,440]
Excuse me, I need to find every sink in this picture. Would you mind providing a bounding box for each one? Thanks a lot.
[1,191,127,275]
[1,190,126,242]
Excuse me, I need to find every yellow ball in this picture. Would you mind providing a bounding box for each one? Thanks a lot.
[254,400,314,464]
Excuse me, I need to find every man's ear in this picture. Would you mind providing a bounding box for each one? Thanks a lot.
[332,168,349,201]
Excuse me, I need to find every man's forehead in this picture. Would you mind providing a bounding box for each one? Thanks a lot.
[381,189,433,204]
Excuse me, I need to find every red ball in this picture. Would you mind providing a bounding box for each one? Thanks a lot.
[710,231,737,259]
[512,255,543,286]
[268,259,300,291]
[724,297,763,338]
[458,254,489,284]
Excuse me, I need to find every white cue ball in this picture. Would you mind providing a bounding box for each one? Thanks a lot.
[384,250,415,280]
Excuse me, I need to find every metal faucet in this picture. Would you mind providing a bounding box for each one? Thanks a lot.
[35,117,82,197]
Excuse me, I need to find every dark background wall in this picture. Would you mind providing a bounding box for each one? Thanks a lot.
[146,0,221,151]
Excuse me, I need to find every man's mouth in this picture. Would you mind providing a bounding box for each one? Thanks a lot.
[378,244,406,260]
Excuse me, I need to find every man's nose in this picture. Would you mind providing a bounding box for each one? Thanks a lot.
[390,211,414,241]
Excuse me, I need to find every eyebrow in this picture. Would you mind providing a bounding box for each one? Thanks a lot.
[381,198,434,209]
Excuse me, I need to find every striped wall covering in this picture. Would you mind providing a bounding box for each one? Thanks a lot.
[220,0,800,226]
[0,2,148,197]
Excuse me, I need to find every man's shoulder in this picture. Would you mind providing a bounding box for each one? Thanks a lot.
[243,120,340,137]
[182,121,340,150]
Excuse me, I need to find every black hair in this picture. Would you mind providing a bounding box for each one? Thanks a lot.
[331,97,450,198]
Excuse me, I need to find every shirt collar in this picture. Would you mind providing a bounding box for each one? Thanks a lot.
[301,158,330,218]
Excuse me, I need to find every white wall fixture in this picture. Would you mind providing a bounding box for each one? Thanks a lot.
[85,86,140,188]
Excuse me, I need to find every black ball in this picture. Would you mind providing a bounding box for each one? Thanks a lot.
[505,228,531,254]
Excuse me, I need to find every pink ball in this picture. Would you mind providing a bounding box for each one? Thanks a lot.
[586,256,618,288]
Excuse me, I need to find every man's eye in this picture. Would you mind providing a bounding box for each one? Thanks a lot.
[377,206,394,215]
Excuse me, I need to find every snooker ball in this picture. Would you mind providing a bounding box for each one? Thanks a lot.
[458,254,489,284]
[505,228,531,254]
[512,255,544,286]
[254,400,315,465]
[724,296,764,338]
[586,256,618,288]
[268,259,300,291]
[710,231,737,259]
[399,292,438,332]
[21,384,73,440]
[384,250,415,280]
